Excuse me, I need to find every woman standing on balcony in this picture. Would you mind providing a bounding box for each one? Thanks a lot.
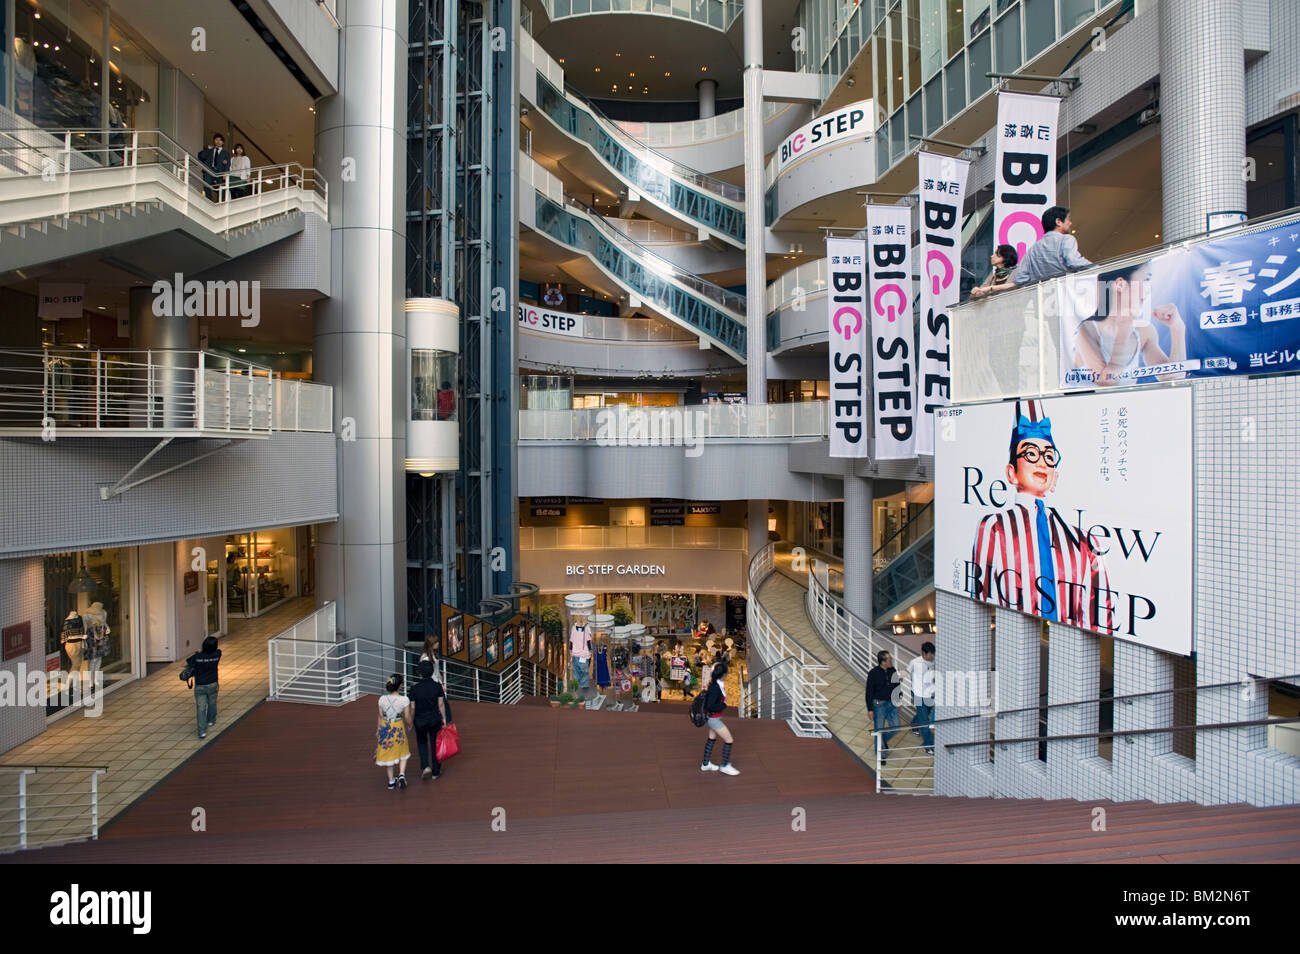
[375,674,413,790]
[229,144,251,199]
[969,244,1019,300]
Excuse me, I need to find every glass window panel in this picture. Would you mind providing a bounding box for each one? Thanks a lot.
[573,0,590,13]
[998,0,1017,11]
[967,30,992,100]
[994,3,1022,74]
[589,0,609,11]
[1060,0,1095,31]
[554,0,571,15]
[412,350,458,421]
[1024,0,1055,60]
[945,0,964,59]
[925,73,944,134]
[906,0,922,95]
[876,30,890,110]
[890,5,903,111]
[907,91,922,148]
[946,51,967,120]
[921,0,944,79]
[966,0,992,38]
[890,108,905,164]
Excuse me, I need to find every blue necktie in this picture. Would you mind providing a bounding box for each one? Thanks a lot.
[1035,499,1058,621]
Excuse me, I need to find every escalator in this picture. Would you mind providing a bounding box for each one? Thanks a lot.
[871,502,935,629]
[531,76,746,248]
[529,191,747,360]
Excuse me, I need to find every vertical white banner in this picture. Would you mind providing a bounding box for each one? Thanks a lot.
[827,237,869,458]
[917,152,970,456]
[993,91,1060,263]
[866,205,915,459]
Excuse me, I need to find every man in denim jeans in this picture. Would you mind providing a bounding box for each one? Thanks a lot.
[186,636,222,739]
[908,642,936,755]
[865,650,902,765]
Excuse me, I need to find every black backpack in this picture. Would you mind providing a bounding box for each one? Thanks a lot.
[689,691,708,728]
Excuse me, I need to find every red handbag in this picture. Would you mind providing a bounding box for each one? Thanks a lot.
[435,723,460,762]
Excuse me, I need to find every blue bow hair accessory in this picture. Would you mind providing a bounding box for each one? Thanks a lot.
[1009,415,1055,461]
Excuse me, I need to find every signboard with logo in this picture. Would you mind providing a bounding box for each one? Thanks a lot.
[827,237,868,458]
[541,283,566,308]
[933,389,1193,656]
[517,303,584,338]
[530,496,566,517]
[37,283,86,319]
[774,100,873,177]
[1057,217,1300,386]
[917,152,970,456]
[2,622,32,661]
[993,91,1060,263]
[866,205,916,459]
[650,500,685,526]
[688,503,721,515]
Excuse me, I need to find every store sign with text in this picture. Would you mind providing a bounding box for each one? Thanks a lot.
[1058,217,1300,386]
[916,152,969,456]
[866,205,916,459]
[933,389,1192,656]
[38,283,86,319]
[827,237,869,458]
[517,303,585,338]
[774,100,873,177]
[993,91,1060,263]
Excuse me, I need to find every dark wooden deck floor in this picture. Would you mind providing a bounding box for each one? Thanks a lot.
[6,699,1300,863]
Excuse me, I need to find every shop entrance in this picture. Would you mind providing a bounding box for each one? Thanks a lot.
[224,528,310,618]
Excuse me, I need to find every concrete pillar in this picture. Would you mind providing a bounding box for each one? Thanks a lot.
[313,0,408,644]
[842,474,873,623]
[748,499,768,569]
[129,285,197,428]
[743,0,767,405]
[697,78,717,119]
[1159,0,1246,242]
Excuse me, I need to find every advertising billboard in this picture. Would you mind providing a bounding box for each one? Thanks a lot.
[934,389,1192,656]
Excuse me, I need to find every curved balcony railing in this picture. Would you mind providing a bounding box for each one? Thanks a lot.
[0,127,327,232]
[520,525,747,551]
[615,101,797,153]
[532,192,746,358]
[742,543,830,738]
[534,76,745,244]
[518,401,828,441]
[540,0,742,33]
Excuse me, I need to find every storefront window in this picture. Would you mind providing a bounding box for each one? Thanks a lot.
[44,547,134,713]
[225,530,299,617]
[11,0,153,141]
[521,374,572,409]
[411,350,457,422]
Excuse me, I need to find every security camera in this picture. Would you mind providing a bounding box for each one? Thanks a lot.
[846,76,856,88]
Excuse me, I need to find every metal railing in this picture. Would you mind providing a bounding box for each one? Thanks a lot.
[742,543,830,738]
[0,348,332,435]
[540,0,742,33]
[518,401,829,441]
[0,764,107,854]
[0,127,328,234]
[519,525,747,551]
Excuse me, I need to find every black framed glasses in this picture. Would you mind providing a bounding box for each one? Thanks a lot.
[1015,445,1061,467]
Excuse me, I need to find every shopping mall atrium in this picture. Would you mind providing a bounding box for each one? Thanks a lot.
[0,0,1298,866]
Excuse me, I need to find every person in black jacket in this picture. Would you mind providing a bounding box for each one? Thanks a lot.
[865,650,902,764]
[700,662,739,776]
[197,133,230,201]
[186,636,222,739]
[409,660,449,779]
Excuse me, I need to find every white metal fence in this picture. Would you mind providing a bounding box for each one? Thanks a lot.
[0,348,331,435]
[739,543,830,738]
[0,764,107,854]
[0,127,328,234]
[519,401,829,441]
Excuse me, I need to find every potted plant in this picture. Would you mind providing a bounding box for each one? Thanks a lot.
[540,604,564,640]
[612,605,633,627]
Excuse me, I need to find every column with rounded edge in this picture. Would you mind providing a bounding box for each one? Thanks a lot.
[842,474,873,624]
[743,0,766,404]
[312,0,409,643]
[1158,0,1246,242]
[697,78,717,120]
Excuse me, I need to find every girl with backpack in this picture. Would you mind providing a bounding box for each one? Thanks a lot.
[699,662,739,776]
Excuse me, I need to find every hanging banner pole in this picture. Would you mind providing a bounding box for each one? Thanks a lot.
[917,151,970,456]
[866,204,916,459]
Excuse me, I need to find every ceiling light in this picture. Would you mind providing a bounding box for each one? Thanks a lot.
[112,45,121,52]
[238,348,247,353]
[97,305,106,310]
[664,71,670,76]
[33,11,40,19]
[649,55,655,59]
[615,52,621,57]
[629,72,635,77]
[594,66,600,72]
[558,58,565,64]
[700,66,708,71]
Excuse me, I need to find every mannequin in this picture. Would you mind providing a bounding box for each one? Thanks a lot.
[61,610,87,679]
[568,613,592,693]
[83,602,111,677]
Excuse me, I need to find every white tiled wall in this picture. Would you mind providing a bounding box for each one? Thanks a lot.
[0,558,48,755]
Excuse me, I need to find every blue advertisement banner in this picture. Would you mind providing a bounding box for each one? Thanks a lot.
[1058,219,1300,387]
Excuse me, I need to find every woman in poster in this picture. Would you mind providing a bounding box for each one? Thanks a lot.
[1068,260,1187,387]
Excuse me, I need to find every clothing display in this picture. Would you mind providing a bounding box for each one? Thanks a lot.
[594,647,611,688]
[60,612,86,674]
[82,602,111,670]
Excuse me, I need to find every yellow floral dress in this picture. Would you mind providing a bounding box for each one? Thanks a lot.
[374,693,411,766]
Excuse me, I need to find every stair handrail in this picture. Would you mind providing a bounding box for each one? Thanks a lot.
[872,501,934,564]
[556,78,745,204]
[562,193,746,318]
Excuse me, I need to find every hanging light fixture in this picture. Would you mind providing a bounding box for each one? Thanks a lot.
[68,559,97,595]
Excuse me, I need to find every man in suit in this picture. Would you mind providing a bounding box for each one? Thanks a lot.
[969,401,1113,631]
[409,660,448,779]
[197,133,230,201]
